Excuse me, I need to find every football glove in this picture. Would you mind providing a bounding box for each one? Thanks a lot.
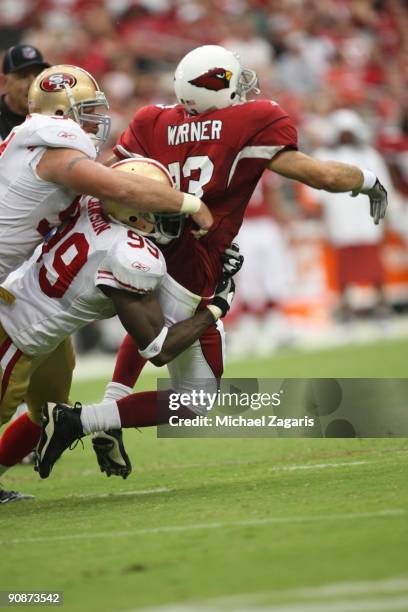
[221,242,244,277]
[351,176,388,225]
[208,276,235,320]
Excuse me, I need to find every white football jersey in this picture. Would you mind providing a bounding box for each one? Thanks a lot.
[0,196,166,356]
[0,113,96,283]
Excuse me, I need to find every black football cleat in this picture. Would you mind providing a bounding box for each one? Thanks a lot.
[92,430,132,479]
[0,488,34,504]
[36,402,84,479]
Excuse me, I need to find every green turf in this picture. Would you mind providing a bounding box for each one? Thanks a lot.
[1,338,408,611]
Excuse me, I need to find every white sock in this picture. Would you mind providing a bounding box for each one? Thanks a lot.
[0,464,9,477]
[103,382,133,402]
[80,401,121,435]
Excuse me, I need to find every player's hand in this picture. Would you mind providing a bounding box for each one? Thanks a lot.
[191,201,213,234]
[210,275,235,318]
[351,177,388,225]
[221,243,244,277]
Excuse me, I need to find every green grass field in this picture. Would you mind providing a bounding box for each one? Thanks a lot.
[1,338,408,611]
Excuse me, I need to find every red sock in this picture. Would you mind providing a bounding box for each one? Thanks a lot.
[117,391,162,427]
[0,413,41,467]
[112,334,146,387]
[117,391,195,428]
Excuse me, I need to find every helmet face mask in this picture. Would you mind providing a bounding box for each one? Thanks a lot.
[104,158,185,244]
[154,212,185,244]
[66,92,111,147]
[28,65,111,148]
[237,68,260,99]
[174,45,260,115]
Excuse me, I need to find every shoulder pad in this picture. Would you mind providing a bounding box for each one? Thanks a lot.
[25,114,96,159]
[135,104,162,118]
[241,99,287,121]
[96,235,166,294]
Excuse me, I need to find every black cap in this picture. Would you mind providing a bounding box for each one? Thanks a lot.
[2,44,50,75]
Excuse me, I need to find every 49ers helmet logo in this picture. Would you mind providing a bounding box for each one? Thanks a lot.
[40,73,77,92]
[189,68,232,91]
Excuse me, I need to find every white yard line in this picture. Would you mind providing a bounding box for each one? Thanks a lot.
[4,509,405,546]
[137,576,408,611]
[268,460,370,472]
[198,576,408,608]
[149,459,376,473]
[79,458,403,477]
[138,596,408,611]
[70,487,171,500]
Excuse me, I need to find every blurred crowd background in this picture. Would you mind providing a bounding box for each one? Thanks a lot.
[1,0,407,358]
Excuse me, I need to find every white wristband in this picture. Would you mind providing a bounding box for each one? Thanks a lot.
[360,169,377,193]
[138,326,168,360]
[181,193,202,214]
[207,304,222,321]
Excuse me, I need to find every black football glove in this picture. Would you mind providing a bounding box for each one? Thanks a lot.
[209,276,235,320]
[351,177,388,225]
[221,242,244,277]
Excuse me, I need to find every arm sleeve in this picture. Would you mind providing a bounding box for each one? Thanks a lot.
[96,238,166,294]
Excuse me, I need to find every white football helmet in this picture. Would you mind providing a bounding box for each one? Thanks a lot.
[28,65,111,147]
[104,157,185,245]
[174,45,259,115]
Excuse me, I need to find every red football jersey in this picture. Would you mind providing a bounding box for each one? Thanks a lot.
[114,100,297,297]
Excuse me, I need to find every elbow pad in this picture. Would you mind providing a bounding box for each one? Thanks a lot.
[138,326,168,360]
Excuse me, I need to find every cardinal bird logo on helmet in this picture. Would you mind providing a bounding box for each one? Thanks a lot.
[40,73,77,92]
[189,68,232,91]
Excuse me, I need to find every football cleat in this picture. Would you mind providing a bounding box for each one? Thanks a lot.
[21,451,36,465]
[92,430,132,479]
[35,402,84,479]
[0,488,34,504]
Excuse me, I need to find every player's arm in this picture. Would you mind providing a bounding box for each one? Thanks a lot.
[36,148,213,229]
[100,278,234,367]
[269,150,364,191]
[103,148,213,233]
[268,149,387,224]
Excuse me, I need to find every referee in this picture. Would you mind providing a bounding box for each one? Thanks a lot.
[0,44,49,142]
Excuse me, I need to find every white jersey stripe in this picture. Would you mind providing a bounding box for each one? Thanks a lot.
[0,342,21,399]
[96,274,151,293]
[0,342,20,373]
[227,145,284,187]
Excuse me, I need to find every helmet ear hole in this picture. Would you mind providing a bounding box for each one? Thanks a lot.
[55,109,64,115]
[129,216,137,223]
[230,92,236,100]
